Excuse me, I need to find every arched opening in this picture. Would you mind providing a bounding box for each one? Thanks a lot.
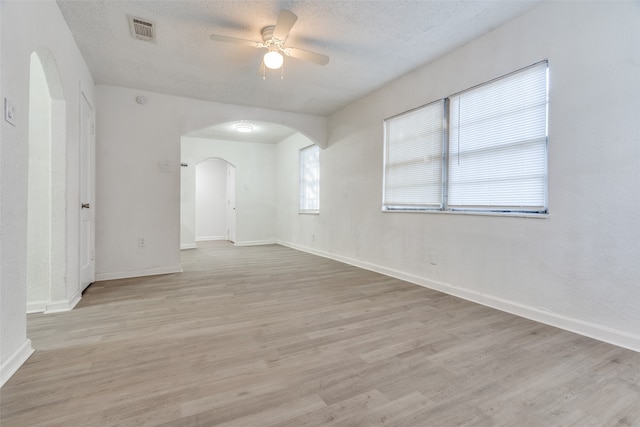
[26,50,67,313]
[180,119,315,250]
[27,52,52,311]
[195,158,236,244]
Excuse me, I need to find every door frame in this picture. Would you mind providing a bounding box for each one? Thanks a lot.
[79,90,95,291]
[226,163,237,243]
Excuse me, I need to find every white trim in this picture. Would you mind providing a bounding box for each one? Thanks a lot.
[196,236,226,242]
[181,243,197,250]
[95,266,183,281]
[381,208,549,219]
[28,292,82,314]
[234,240,276,247]
[277,240,640,353]
[0,339,34,388]
[45,292,81,313]
[27,301,47,314]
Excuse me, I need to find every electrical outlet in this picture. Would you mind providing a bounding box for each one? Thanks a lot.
[138,237,146,247]
[429,251,438,265]
[311,234,316,242]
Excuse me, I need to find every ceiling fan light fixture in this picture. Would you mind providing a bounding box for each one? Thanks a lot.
[235,124,254,133]
[264,50,284,69]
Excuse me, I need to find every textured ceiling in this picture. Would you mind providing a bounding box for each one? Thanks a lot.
[57,0,541,119]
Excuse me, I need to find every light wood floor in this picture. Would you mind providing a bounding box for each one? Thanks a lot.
[1,242,639,426]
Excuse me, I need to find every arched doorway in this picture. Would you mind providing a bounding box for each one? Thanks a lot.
[26,50,68,313]
[180,120,308,249]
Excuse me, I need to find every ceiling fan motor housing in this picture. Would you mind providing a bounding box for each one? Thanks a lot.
[261,26,286,51]
[261,26,276,42]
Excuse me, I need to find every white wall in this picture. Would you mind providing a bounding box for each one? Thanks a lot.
[95,85,326,279]
[181,137,277,248]
[277,1,640,351]
[195,158,227,241]
[0,0,95,386]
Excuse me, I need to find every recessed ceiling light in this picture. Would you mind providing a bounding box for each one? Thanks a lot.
[235,124,254,133]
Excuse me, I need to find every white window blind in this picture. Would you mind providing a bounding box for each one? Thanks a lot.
[448,61,548,212]
[299,144,320,213]
[383,99,445,210]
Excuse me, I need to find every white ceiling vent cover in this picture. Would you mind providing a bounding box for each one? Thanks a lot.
[128,15,156,42]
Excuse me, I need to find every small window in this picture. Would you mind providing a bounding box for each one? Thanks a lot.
[299,144,320,213]
[383,99,446,211]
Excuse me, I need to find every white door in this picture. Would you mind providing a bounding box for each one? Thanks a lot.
[79,92,95,290]
[226,164,236,243]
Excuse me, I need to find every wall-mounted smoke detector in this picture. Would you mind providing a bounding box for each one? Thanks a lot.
[128,15,156,42]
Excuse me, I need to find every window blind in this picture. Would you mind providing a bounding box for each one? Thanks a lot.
[299,144,320,213]
[383,99,446,210]
[448,61,548,212]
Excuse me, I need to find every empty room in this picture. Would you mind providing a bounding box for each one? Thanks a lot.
[1,0,639,425]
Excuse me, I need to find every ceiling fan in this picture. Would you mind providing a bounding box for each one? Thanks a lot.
[209,9,329,78]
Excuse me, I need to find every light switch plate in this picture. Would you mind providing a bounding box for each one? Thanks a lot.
[4,98,16,126]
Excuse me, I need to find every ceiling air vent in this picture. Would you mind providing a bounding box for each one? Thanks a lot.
[128,15,156,42]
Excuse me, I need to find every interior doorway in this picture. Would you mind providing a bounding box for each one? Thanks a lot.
[225,163,236,243]
[194,158,236,245]
[79,92,95,291]
[26,50,67,313]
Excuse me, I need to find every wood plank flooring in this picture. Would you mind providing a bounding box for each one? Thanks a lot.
[1,241,639,426]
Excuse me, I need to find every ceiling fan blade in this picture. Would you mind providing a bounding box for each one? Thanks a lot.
[273,9,297,40]
[286,47,330,66]
[209,33,261,48]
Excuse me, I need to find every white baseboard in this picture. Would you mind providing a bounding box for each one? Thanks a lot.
[277,240,640,353]
[234,239,276,247]
[28,292,82,314]
[96,266,183,281]
[180,243,197,250]
[27,301,47,314]
[196,236,226,242]
[1,339,34,388]
[45,292,81,314]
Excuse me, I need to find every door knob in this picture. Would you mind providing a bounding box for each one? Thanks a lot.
[82,203,90,209]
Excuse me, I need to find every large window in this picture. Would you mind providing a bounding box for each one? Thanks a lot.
[299,144,320,213]
[383,61,548,215]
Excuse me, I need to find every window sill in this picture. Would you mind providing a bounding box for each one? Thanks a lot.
[381,208,548,219]
[299,211,320,215]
